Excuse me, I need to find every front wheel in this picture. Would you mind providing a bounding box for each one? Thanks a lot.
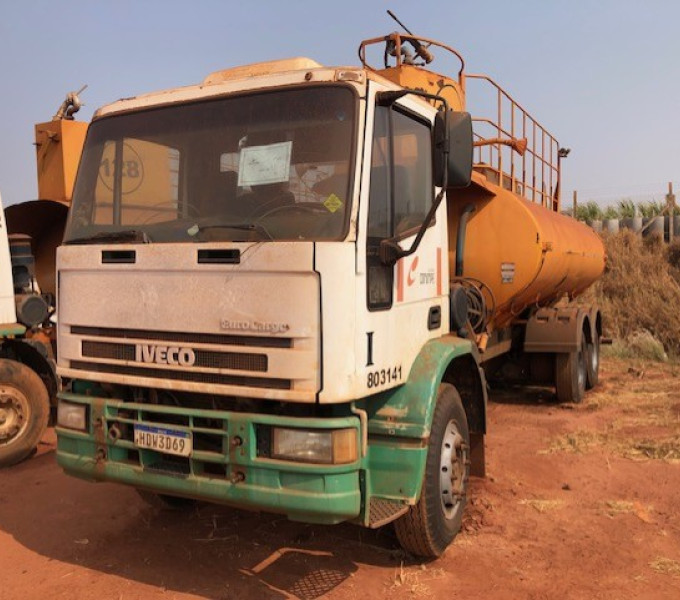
[394,383,470,558]
[0,359,50,467]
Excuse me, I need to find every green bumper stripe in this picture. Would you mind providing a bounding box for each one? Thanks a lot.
[56,395,361,525]
[57,450,359,524]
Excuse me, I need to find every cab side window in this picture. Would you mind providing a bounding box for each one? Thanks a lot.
[368,106,433,240]
[366,105,433,310]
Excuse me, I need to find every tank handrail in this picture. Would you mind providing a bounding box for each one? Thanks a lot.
[465,74,558,144]
[358,33,465,79]
[464,73,561,210]
[472,119,555,170]
[472,136,558,209]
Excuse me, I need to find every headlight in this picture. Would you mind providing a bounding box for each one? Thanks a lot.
[57,401,87,431]
[272,427,357,464]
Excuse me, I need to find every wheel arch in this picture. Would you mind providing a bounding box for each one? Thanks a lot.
[524,305,593,353]
[0,339,57,407]
[575,306,602,349]
[442,353,487,436]
[367,336,485,440]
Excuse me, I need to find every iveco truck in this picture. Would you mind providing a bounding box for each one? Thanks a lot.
[55,33,604,557]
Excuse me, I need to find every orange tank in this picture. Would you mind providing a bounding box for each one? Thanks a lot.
[447,173,605,329]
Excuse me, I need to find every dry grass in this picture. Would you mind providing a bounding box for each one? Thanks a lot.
[545,430,602,454]
[546,427,680,462]
[519,499,564,513]
[391,563,445,596]
[649,557,680,577]
[582,231,680,358]
[542,358,680,462]
[603,500,634,516]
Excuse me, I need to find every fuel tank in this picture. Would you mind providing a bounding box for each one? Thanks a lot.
[447,172,605,329]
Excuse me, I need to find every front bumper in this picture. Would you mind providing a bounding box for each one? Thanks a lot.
[56,392,361,524]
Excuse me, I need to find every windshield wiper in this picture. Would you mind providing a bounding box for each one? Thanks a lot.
[192,222,273,241]
[66,230,152,245]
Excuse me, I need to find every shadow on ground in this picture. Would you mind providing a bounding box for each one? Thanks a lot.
[0,450,406,599]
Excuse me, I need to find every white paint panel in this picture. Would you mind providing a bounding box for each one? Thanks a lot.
[57,242,320,401]
[315,242,357,403]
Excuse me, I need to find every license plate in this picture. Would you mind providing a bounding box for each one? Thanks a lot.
[134,424,192,457]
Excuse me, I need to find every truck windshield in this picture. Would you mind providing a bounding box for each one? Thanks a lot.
[65,85,356,243]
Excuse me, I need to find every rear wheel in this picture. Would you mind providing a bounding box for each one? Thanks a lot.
[585,334,600,389]
[0,359,50,467]
[555,338,587,403]
[394,384,470,557]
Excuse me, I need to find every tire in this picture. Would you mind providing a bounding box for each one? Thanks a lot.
[555,337,587,403]
[136,489,197,510]
[585,334,600,390]
[394,383,470,558]
[0,359,50,468]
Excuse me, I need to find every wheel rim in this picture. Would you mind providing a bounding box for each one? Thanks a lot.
[0,385,31,447]
[439,419,467,519]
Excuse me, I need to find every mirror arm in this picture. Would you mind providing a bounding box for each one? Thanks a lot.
[383,186,446,266]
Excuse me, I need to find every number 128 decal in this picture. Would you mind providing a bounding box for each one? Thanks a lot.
[367,365,402,389]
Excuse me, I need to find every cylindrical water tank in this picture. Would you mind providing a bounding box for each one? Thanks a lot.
[448,181,605,329]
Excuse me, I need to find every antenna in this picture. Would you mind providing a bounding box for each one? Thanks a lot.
[387,9,414,35]
[385,9,434,64]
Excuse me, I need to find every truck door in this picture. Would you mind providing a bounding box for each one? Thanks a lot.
[358,93,448,393]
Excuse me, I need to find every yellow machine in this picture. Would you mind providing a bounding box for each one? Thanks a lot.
[5,94,87,296]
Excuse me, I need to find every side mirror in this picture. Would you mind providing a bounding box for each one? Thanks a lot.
[434,110,473,189]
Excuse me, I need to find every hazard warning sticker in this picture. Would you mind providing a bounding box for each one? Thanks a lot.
[323,193,343,213]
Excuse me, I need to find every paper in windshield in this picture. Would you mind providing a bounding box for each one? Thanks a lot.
[238,141,292,186]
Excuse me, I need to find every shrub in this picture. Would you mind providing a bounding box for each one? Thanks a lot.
[617,198,637,218]
[637,200,664,218]
[575,201,603,222]
[603,205,619,220]
[581,230,680,358]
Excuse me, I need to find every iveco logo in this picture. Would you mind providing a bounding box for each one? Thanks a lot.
[135,344,196,366]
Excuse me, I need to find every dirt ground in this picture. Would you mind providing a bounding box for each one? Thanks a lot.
[1,356,679,600]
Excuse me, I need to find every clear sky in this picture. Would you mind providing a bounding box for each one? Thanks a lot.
[1,0,679,207]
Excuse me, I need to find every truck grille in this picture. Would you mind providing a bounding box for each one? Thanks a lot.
[71,361,291,390]
[71,326,292,349]
[81,340,268,372]
[68,326,301,393]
